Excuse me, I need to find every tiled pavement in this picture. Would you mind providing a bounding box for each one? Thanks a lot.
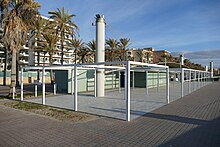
[0,82,220,147]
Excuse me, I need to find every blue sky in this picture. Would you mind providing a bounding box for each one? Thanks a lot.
[37,0,220,68]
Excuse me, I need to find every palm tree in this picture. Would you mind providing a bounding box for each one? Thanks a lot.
[68,37,84,64]
[77,47,91,63]
[29,16,51,80]
[86,40,96,62]
[0,35,9,86]
[0,0,12,86]
[135,50,144,62]
[1,0,40,94]
[119,38,130,61]
[48,7,78,65]
[106,38,119,61]
[42,31,58,84]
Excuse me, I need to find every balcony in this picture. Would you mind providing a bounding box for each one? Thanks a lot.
[53,54,61,58]
[19,52,29,57]
[19,59,28,64]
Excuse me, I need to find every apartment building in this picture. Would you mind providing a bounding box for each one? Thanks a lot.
[126,47,171,64]
[0,16,78,71]
[126,48,153,63]
[153,49,171,63]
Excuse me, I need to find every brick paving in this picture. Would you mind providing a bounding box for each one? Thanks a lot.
[0,82,220,147]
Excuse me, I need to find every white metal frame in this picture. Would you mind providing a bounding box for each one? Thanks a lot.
[20,61,169,122]
[169,68,211,98]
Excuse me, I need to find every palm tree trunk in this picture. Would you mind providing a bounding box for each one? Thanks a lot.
[82,55,85,63]
[16,52,19,87]
[49,53,54,84]
[75,49,77,64]
[3,47,8,86]
[111,50,113,61]
[61,31,64,65]
[123,49,126,61]
[9,49,17,95]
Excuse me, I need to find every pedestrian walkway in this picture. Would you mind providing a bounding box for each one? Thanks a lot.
[0,82,220,147]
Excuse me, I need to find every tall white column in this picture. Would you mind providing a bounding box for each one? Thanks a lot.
[180,54,184,67]
[95,14,105,97]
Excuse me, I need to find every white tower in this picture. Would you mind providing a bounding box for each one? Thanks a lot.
[95,14,105,97]
[180,54,184,66]
[205,66,208,72]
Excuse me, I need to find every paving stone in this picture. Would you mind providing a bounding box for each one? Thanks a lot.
[0,82,220,146]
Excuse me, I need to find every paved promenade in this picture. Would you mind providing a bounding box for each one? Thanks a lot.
[0,82,220,147]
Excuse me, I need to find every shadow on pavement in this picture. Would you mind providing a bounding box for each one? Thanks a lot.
[159,116,220,147]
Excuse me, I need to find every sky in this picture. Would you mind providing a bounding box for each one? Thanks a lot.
[37,0,220,68]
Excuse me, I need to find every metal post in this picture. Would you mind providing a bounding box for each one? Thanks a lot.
[192,72,194,91]
[74,65,78,111]
[146,71,148,95]
[118,71,121,93]
[112,71,114,90]
[210,61,213,79]
[54,83,56,95]
[42,67,45,105]
[12,86,15,100]
[125,61,131,121]
[35,85,37,97]
[181,68,184,97]
[157,71,159,92]
[202,72,204,87]
[20,67,24,101]
[194,71,196,91]
[166,68,170,104]
[71,69,74,95]
[188,70,191,94]
[132,71,135,90]
[198,72,200,88]
[94,70,97,97]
